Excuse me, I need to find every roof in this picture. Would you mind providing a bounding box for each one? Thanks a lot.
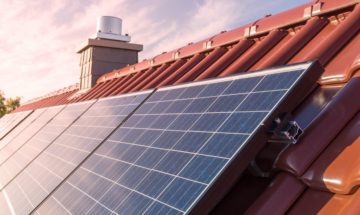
[9,0,360,213]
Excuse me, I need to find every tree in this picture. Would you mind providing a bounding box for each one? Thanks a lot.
[0,91,21,118]
[0,91,6,117]
[5,97,21,112]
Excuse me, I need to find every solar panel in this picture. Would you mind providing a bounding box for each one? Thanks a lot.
[0,110,33,140]
[0,102,94,191]
[34,62,322,214]
[0,91,153,214]
[0,109,46,151]
[0,107,64,166]
[0,114,15,130]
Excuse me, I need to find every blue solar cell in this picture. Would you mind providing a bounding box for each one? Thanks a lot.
[254,70,302,91]
[135,115,158,128]
[154,151,192,174]
[122,114,145,127]
[237,90,286,111]
[80,173,113,199]
[183,97,216,113]
[135,148,167,168]
[103,160,131,181]
[191,113,230,132]
[106,127,131,142]
[198,81,230,97]
[136,102,157,114]
[147,90,169,102]
[149,101,173,114]
[106,141,131,158]
[151,115,177,129]
[179,155,227,183]
[200,133,248,158]
[151,131,184,149]
[87,204,113,215]
[168,114,201,130]
[161,88,184,101]
[223,76,262,94]
[136,171,173,198]
[115,191,153,214]
[144,201,182,215]
[84,155,129,181]
[69,194,96,214]
[219,112,268,133]
[117,144,147,163]
[134,129,162,146]
[164,99,193,113]
[99,184,130,210]
[177,85,206,99]
[173,132,212,152]
[35,197,71,215]
[121,128,146,143]
[158,178,205,211]
[118,166,150,189]
[208,94,247,112]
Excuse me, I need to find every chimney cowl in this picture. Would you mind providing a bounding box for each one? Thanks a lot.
[92,16,131,42]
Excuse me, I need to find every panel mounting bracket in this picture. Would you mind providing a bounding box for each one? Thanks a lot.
[267,113,303,144]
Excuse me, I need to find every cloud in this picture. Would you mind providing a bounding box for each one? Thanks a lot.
[0,0,308,101]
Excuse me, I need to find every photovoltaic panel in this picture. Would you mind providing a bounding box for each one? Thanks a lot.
[0,111,31,137]
[0,91,153,215]
[35,62,322,214]
[0,109,46,151]
[0,113,23,131]
[0,114,15,129]
[0,102,94,191]
[0,107,64,166]
[0,110,33,140]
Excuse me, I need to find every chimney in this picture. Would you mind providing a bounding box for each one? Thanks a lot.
[77,16,143,90]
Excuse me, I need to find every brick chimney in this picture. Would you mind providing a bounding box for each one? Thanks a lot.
[77,16,143,90]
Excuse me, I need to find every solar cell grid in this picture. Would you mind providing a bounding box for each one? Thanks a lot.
[0,107,64,166]
[35,62,320,215]
[0,114,15,131]
[0,112,25,128]
[0,103,92,190]
[0,113,15,129]
[0,110,33,140]
[0,109,46,151]
[0,91,153,214]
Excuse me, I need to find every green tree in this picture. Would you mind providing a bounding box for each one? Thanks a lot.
[0,91,6,117]
[5,97,21,113]
[0,91,21,117]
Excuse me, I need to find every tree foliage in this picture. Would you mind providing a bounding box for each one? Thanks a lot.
[0,91,21,117]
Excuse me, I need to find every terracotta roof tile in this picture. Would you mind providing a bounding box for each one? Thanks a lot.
[302,113,360,194]
[275,75,360,176]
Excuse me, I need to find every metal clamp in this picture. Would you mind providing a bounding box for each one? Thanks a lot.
[269,120,303,144]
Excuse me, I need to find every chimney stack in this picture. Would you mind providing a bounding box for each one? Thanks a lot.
[77,16,143,90]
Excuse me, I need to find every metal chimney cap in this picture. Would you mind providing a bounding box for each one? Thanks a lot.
[97,16,122,35]
[92,16,131,42]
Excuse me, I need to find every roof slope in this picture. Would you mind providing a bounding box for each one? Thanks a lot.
[11,0,360,214]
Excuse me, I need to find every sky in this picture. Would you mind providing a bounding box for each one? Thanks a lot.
[0,0,309,101]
